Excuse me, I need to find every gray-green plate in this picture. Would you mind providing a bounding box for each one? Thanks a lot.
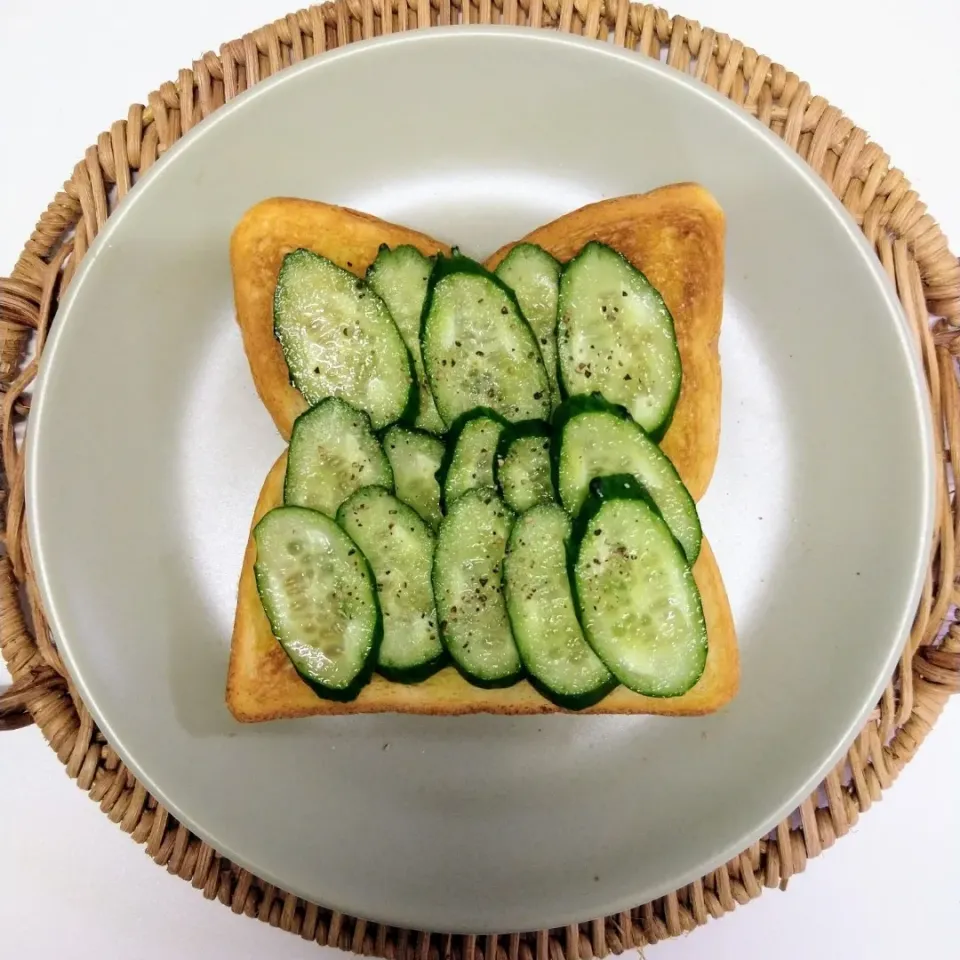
[26,27,933,934]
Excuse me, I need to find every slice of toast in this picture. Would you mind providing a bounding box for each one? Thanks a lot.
[230,198,451,440]
[226,455,739,720]
[485,183,725,502]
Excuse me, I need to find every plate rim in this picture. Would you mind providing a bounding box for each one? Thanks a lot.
[25,24,936,933]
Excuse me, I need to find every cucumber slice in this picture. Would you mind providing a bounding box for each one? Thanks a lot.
[554,394,701,563]
[421,253,551,426]
[572,475,708,697]
[365,245,446,435]
[253,506,380,700]
[494,244,562,409]
[437,408,506,509]
[433,487,523,686]
[284,398,393,517]
[382,425,445,531]
[274,249,415,430]
[336,486,445,682]
[495,420,555,513]
[504,504,615,709]
[557,242,681,438]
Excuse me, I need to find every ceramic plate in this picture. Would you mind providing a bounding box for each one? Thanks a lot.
[27,28,933,933]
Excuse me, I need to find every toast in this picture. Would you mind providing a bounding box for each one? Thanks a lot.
[485,183,725,501]
[226,186,736,719]
[230,198,450,440]
[226,454,739,720]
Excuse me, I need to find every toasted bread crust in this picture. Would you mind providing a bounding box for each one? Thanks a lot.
[485,183,725,501]
[227,186,735,719]
[226,455,739,720]
[230,198,450,440]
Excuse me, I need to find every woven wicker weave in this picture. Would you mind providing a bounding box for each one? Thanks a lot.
[1,2,959,954]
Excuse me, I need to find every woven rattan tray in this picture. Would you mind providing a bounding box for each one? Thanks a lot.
[2,2,959,954]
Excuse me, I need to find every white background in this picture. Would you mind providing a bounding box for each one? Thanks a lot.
[1,1,958,957]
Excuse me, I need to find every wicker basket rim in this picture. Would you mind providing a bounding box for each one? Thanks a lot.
[0,2,958,956]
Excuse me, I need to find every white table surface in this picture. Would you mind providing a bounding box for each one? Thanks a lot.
[2,1,958,957]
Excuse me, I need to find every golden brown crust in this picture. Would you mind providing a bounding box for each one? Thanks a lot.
[227,185,735,720]
[229,198,450,440]
[226,455,739,720]
[484,183,725,501]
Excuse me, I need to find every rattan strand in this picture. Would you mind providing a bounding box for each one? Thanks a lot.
[1,2,958,954]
